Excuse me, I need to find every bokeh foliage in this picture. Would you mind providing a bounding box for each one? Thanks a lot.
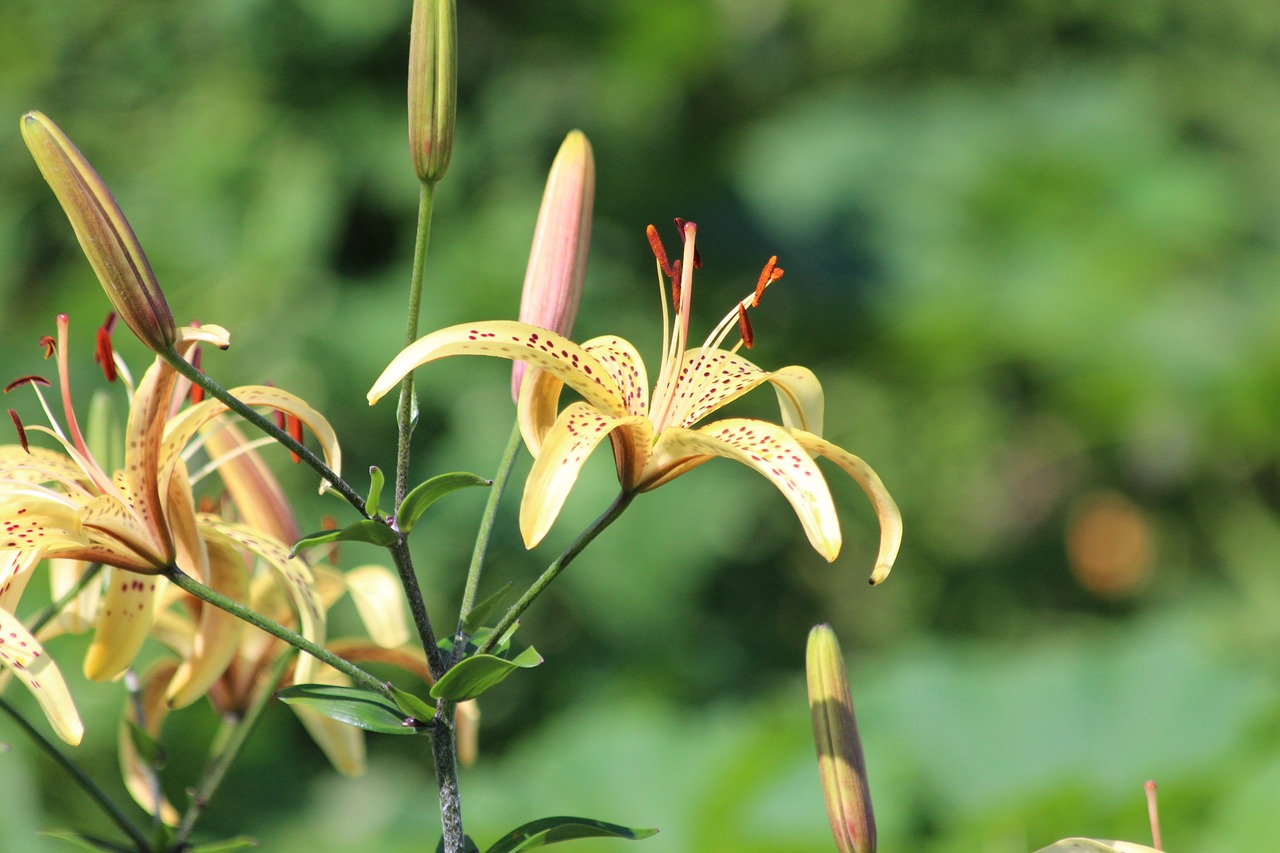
[4,1,1280,850]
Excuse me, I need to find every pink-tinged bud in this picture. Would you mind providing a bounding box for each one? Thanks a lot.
[511,130,595,399]
[408,0,457,184]
[21,112,177,354]
[807,624,876,853]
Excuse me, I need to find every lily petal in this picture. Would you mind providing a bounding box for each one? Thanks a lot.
[0,549,41,613]
[649,419,843,561]
[84,569,165,680]
[162,384,340,495]
[367,321,627,418]
[582,335,649,418]
[789,430,902,585]
[198,516,326,686]
[519,402,648,548]
[49,558,103,633]
[0,605,83,744]
[768,365,824,436]
[119,660,181,824]
[344,565,410,649]
[287,663,366,777]
[165,537,249,709]
[200,421,301,544]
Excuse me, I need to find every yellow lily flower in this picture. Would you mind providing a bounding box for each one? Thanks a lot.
[370,221,901,581]
[0,316,341,687]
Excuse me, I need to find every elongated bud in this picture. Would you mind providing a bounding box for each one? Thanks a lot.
[408,0,457,184]
[807,624,875,853]
[512,130,595,399]
[21,112,177,353]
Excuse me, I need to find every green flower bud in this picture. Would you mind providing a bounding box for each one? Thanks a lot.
[512,130,595,399]
[807,624,876,853]
[21,111,176,353]
[408,0,457,184]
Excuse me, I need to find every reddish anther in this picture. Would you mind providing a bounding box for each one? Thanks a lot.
[287,413,303,463]
[39,336,56,359]
[94,324,117,383]
[753,256,778,307]
[188,346,205,404]
[4,376,51,394]
[646,224,673,279]
[670,259,683,308]
[737,303,755,349]
[7,409,29,453]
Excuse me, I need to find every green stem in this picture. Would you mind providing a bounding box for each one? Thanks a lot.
[390,537,446,679]
[477,489,635,656]
[162,565,390,700]
[168,650,293,850]
[395,180,437,507]
[163,351,366,516]
[27,562,103,635]
[452,419,523,663]
[432,702,464,853]
[0,696,152,852]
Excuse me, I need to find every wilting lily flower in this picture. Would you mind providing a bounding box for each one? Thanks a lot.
[0,316,341,684]
[369,221,901,581]
[807,624,875,853]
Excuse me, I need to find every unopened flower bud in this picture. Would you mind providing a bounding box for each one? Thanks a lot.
[21,112,176,353]
[807,624,876,853]
[512,130,595,399]
[408,0,457,184]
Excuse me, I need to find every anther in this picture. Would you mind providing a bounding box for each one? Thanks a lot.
[39,336,56,359]
[737,303,755,349]
[646,225,674,279]
[287,413,303,463]
[670,259,683,308]
[753,256,779,307]
[188,346,205,404]
[7,409,29,453]
[94,322,117,383]
[4,376,51,394]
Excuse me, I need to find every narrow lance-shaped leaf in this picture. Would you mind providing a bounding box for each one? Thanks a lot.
[484,816,658,853]
[276,684,422,736]
[463,582,512,635]
[289,519,399,557]
[397,471,491,534]
[366,466,385,518]
[430,645,542,702]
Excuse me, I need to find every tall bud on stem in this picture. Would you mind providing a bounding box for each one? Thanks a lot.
[807,624,876,853]
[408,0,457,184]
[21,112,176,353]
[512,130,595,399]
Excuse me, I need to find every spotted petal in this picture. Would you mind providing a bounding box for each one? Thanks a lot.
[165,536,249,709]
[648,418,842,561]
[164,385,341,495]
[84,569,165,680]
[664,349,824,435]
[789,430,902,585]
[520,402,649,548]
[367,321,627,418]
[198,516,326,686]
[0,605,83,744]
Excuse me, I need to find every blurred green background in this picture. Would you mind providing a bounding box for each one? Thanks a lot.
[4,1,1280,850]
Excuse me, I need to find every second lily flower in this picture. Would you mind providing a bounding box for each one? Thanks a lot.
[369,221,901,582]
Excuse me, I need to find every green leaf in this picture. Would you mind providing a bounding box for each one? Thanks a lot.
[390,683,437,721]
[289,519,399,557]
[366,466,385,518]
[40,830,133,852]
[275,684,421,735]
[398,472,491,534]
[463,583,512,635]
[125,719,166,769]
[430,646,543,701]
[484,817,658,853]
[190,836,259,852]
